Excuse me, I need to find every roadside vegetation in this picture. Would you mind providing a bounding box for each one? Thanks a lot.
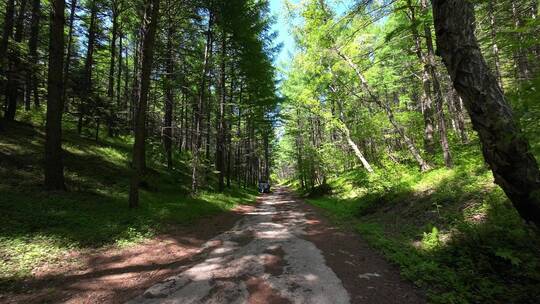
[0,111,257,290]
[291,142,540,303]
[275,0,540,303]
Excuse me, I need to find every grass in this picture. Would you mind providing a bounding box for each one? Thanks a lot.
[299,141,540,304]
[0,110,257,290]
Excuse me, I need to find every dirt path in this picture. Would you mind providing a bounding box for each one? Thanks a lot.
[127,188,425,304]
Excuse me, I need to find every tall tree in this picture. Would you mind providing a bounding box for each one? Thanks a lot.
[191,9,214,193]
[128,0,160,208]
[44,0,66,190]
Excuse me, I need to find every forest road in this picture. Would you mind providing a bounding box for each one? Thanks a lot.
[126,187,425,304]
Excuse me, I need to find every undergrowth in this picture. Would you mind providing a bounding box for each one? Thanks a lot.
[300,142,540,304]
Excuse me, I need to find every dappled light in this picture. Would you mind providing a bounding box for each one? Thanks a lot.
[1,0,540,303]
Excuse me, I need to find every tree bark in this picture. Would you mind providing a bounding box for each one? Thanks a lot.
[44,0,66,190]
[128,0,160,208]
[432,0,540,225]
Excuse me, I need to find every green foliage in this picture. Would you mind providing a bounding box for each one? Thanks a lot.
[302,145,540,303]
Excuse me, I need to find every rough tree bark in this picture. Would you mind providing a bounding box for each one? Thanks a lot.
[432,0,540,225]
[128,0,160,208]
[44,0,66,190]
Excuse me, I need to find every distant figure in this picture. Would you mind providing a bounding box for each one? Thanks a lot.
[258,180,271,193]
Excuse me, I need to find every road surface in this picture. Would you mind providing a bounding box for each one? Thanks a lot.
[127,188,424,304]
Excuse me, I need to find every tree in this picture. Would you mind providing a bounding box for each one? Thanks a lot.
[432,0,540,225]
[128,0,160,208]
[44,0,66,190]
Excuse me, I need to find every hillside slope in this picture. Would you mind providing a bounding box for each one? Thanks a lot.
[0,113,256,290]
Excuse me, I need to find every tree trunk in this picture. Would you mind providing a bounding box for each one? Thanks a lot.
[422,0,453,168]
[117,31,123,108]
[216,31,226,192]
[44,0,66,191]
[192,11,213,193]
[407,0,436,155]
[108,1,119,99]
[27,0,41,109]
[0,0,15,65]
[4,0,27,121]
[432,0,540,225]
[128,0,160,208]
[63,0,77,110]
[163,21,174,170]
[342,123,374,173]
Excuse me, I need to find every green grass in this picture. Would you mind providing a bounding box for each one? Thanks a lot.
[301,142,540,304]
[0,111,257,290]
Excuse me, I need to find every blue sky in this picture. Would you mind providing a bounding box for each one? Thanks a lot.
[269,0,297,66]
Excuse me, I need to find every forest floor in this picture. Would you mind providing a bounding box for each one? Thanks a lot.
[126,187,424,304]
[0,204,254,303]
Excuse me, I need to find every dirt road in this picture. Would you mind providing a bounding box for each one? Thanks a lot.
[127,188,424,304]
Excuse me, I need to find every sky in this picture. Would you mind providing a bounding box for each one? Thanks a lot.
[269,0,297,67]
